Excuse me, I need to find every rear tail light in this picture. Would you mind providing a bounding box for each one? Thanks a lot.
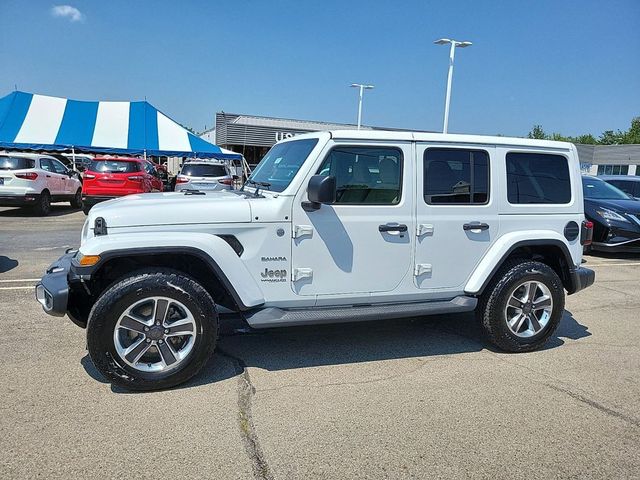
[83,173,96,179]
[581,220,594,246]
[127,175,143,182]
[15,172,38,180]
[219,178,233,185]
[176,175,189,184]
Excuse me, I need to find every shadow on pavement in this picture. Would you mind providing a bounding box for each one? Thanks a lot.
[0,205,81,218]
[80,309,590,392]
[0,256,19,273]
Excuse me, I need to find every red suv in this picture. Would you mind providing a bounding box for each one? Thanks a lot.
[82,157,163,214]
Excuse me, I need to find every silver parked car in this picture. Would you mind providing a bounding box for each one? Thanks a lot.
[174,160,233,191]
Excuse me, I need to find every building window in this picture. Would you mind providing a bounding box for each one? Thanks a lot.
[597,164,629,175]
[317,146,403,205]
[423,148,489,205]
[506,152,571,204]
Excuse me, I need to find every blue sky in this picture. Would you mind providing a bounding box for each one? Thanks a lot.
[1,0,638,137]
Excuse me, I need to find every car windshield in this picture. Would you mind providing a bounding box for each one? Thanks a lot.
[0,156,35,170]
[248,138,319,192]
[90,160,139,173]
[582,177,631,200]
[182,164,227,177]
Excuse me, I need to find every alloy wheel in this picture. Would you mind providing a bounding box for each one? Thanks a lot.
[504,281,554,338]
[113,296,197,373]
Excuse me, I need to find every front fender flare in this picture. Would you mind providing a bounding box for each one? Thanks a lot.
[76,232,265,310]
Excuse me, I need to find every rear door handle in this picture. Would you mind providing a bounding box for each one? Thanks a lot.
[463,222,490,231]
[379,224,408,233]
[46,175,51,178]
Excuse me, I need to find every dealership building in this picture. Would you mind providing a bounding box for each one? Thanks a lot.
[201,112,640,174]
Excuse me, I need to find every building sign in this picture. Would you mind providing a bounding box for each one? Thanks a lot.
[275,132,297,142]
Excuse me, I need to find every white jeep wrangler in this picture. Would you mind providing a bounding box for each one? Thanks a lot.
[36,131,595,390]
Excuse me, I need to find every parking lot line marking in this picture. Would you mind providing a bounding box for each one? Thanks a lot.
[587,262,640,267]
[0,286,34,291]
[0,278,40,283]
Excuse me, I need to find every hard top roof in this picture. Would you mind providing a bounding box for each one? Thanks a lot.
[285,130,574,150]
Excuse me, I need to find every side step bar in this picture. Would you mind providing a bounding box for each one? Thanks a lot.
[244,296,477,328]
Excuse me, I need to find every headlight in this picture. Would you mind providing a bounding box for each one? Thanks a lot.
[595,207,629,223]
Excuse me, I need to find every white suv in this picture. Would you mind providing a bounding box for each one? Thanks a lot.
[0,152,83,215]
[36,131,595,390]
[175,159,233,191]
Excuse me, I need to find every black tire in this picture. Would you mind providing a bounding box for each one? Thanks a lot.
[478,260,565,353]
[70,188,83,209]
[82,204,91,215]
[33,190,51,216]
[87,268,218,391]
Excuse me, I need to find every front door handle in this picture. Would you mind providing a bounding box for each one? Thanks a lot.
[379,224,408,233]
[463,222,490,231]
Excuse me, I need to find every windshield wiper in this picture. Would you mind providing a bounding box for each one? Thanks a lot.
[243,179,271,196]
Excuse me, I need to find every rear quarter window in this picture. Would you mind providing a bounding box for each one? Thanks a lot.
[506,152,571,204]
[0,156,35,170]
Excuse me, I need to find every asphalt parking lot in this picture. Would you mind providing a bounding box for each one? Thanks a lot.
[1,205,639,479]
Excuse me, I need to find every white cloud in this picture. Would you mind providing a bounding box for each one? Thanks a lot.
[51,5,84,22]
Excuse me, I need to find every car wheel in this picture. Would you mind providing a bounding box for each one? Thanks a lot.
[33,190,51,216]
[70,188,83,209]
[478,260,565,353]
[87,268,218,391]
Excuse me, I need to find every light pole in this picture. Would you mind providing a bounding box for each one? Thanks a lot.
[350,83,374,130]
[434,38,472,134]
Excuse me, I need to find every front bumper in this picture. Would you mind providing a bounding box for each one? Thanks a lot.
[591,239,640,253]
[570,266,595,294]
[35,251,75,317]
[0,193,40,206]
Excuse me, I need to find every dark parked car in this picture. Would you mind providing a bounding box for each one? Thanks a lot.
[599,175,640,200]
[582,175,640,252]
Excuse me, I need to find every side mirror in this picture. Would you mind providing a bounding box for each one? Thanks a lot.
[304,175,336,211]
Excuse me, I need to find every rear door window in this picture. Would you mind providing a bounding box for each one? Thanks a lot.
[182,164,228,177]
[506,152,571,204]
[0,156,35,170]
[424,148,489,205]
[90,160,140,173]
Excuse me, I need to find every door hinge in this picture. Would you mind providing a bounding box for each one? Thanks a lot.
[416,224,434,236]
[292,268,313,282]
[292,225,314,239]
[414,264,432,276]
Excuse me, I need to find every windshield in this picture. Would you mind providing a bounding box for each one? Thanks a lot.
[582,176,631,200]
[248,138,319,192]
[89,160,140,173]
[0,156,35,170]
[182,164,228,177]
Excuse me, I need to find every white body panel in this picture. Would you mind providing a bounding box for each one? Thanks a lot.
[77,130,586,323]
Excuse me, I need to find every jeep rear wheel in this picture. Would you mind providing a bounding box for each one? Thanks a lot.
[87,269,218,391]
[478,260,565,352]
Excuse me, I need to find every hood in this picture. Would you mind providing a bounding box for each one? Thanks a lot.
[585,197,640,214]
[88,190,252,228]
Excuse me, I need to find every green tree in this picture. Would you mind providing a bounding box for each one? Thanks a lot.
[528,125,548,139]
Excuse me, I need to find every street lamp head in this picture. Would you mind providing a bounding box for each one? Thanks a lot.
[350,83,359,87]
[363,85,375,90]
[434,38,451,45]
[457,41,473,48]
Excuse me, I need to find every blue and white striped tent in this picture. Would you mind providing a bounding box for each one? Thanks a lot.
[0,91,240,159]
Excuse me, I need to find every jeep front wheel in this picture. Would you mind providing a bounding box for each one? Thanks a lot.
[479,260,565,353]
[87,269,218,391]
